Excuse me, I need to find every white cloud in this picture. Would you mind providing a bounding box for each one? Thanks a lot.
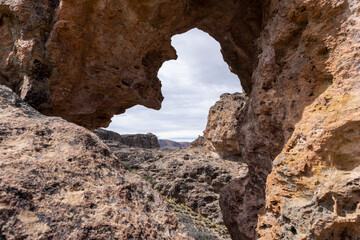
[107,28,242,141]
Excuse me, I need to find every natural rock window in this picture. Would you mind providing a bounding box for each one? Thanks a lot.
[107,28,241,142]
[2,0,359,239]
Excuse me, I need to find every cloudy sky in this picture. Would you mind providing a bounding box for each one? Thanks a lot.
[107,28,242,142]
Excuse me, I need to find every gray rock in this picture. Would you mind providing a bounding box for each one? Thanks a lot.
[94,128,160,149]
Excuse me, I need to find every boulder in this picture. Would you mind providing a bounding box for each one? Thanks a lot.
[190,136,207,148]
[203,92,248,155]
[0,85,191,240]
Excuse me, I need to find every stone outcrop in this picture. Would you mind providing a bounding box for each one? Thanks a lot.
[1,0,360,239]
[0,85,191,239]
[254,0,360,239]
[101,141,247,227]
[159,139,190,149]
[94,128,160,149]
[203,93,248,155]
[0,0,262,129]
[196,1,360,239]
[190,136,207,149]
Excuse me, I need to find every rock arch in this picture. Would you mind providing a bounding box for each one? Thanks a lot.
[0,0,263,129]
[1,0,359,239]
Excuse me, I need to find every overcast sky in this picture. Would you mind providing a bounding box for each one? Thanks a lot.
[107,28,242,142]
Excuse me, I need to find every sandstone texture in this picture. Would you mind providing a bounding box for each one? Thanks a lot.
[94,128,160,149]
[1,0,360,239]
[0,85,191,240]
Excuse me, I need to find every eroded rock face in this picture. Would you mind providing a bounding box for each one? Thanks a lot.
[94,128,160,149]
[203,92,248,155]
[0,0,262,129]
[0,85,191,240]
[1,0,360,239]
[190,135,206,148]
[198,0,360,239]
[101,142,247,227]
[254,0,360,239]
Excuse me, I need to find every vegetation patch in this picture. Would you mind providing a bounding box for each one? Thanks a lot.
[166,198,231,240]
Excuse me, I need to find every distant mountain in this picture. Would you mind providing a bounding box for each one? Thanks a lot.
[94,129,160,149]
[159,139,190,149]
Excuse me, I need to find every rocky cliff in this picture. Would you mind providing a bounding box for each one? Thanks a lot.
[190,136,207,149]
[204,1,360,239]
[203,93,248,156]
[94,128,160,149]
[253,1,360,239]
[1,0,359,239]
[159,139,190,149]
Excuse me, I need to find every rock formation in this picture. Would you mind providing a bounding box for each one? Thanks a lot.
[203,93,248,156]
[100,139,248,239]
[159,139,190,149]
[0,85,191,239]
[94,128,160,149]
[1,0,360,239]
[204,1,360,239]
[253,0,360,239]
[190,136,207,148]
[0,0,261,129]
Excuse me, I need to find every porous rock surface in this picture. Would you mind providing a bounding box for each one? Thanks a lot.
[203,92,248,155]
[254,0,360,239]
[0,0,261,129]
[94,128,160,149]
[197,1,360,239]
[0,85,191,240]
[189,136,206,149]
[1,0,360,239]
[100,141,247,226]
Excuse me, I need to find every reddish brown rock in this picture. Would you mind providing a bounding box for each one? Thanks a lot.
[256,0,360,238]
[0,85,191,240]
[0,0,262,129]
[198,0,360,239]
[203,92,248,155]
[1,0,360,239]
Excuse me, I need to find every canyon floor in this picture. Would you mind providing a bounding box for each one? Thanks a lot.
[98,135,249,240]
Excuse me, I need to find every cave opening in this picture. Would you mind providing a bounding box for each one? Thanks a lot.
[107,28,242,143]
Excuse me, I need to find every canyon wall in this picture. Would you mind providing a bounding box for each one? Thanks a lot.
[199,0,360,239]
[0,0,359,239]
[94,128,160,149]
[256,0,360,238]
[203,92,248,156]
